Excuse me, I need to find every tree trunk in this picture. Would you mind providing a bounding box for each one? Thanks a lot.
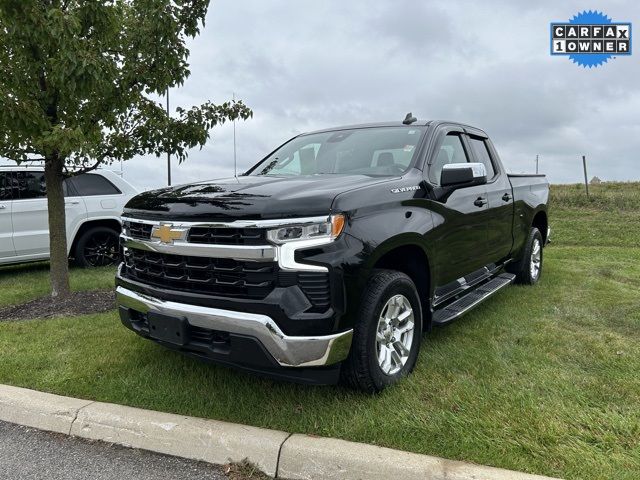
[44,156,71,298]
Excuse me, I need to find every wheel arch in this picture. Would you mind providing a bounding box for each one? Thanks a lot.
[368,236,433,327]
[532,209,548,244]
[69,217,122,257]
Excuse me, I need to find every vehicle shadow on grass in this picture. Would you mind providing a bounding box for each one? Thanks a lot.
[0,261,50,276]
[0,260,107,276]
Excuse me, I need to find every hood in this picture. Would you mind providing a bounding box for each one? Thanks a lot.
[124,174,397,221]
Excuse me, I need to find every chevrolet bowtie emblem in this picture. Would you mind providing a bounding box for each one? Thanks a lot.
[151,224,186,244]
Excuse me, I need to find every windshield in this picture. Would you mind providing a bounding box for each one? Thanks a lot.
[247,127,425,177]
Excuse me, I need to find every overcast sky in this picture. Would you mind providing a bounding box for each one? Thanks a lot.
[107,1,640,188]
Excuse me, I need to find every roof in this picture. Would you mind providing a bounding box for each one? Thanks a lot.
[0,164,114,175]
[300,119,488,137]
[301,120,432,136]
[0,164,46,171]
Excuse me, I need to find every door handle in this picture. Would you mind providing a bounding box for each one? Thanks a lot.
[502,193,512,202]
[473,197,487,207]
[0,205,6,209]
[65,201,80,206]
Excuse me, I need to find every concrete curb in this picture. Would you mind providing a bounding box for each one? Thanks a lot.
[278,434,556,480]
[69,401,289,476]
[0,384,93,435]
[0,385,560,480]
[0,385,286,476]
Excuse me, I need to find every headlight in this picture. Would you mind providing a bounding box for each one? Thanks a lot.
[267,214,345,244]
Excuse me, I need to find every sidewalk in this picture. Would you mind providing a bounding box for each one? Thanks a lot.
[0,384,560,480]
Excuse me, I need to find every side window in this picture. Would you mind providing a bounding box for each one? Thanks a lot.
[15,171,47,199]
[0,172,11,200]
[430,133,469,184]
[66,173,121,196]
[468,137,496,179]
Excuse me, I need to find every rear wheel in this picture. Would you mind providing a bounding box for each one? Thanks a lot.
[508,227,543,285]
[341,269,423,393]
[74,226,120,268]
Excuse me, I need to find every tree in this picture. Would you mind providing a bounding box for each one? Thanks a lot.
[0,0,252,298]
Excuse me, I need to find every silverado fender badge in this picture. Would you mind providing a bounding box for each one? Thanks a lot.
[390,185,421,194]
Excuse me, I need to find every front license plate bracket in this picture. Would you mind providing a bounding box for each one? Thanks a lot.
[147,312,189,346]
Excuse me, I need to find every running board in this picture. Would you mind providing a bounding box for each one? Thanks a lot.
[432,273,515,325]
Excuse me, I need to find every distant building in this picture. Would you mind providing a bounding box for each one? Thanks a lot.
[590,176,602,184]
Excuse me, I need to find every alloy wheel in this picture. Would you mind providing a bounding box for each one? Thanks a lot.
[84,232,119,267]
[530,238,542,280]
[375,294,415,375]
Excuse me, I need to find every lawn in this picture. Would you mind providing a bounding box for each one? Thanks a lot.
[1,182,639,480]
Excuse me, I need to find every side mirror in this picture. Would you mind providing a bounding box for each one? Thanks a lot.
[440,162,487,188]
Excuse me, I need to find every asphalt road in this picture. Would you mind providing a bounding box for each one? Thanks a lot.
[0,421,227,480]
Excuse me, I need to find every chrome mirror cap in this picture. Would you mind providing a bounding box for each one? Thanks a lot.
[442,162,487,178]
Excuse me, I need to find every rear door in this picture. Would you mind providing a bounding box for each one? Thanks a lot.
[0,171,15,259]
[11,170,50,257]
[467,135,514,263]
[426,129,490,285]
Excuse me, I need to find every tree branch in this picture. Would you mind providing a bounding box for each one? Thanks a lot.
[64,159,103,176]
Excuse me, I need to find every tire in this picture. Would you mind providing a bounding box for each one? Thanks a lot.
[74,226,121,268]
[508,227,543,285]
[341,269,423,393]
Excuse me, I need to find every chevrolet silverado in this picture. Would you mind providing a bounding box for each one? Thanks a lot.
[116,117,549,392]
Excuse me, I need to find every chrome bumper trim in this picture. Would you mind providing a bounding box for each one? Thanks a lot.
[120,235,277,262]
[116,286,352,367]
[277,237,332,272]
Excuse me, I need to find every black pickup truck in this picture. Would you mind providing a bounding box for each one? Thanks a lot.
[116,118,549,392]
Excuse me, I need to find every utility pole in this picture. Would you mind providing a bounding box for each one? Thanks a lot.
[233,92,237,178]
[582,155,589,197]
[166,88,172,186]
[535,154,539,174]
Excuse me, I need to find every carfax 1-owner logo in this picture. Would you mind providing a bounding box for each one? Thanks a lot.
[551,10,632,68]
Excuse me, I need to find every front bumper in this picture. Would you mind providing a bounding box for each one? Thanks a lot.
[116,285,353,371]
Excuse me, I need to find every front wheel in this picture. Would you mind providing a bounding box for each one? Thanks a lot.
[341,269,423,393]
[74,226,120,268]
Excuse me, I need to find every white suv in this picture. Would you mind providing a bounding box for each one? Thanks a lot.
[0,166,137,267]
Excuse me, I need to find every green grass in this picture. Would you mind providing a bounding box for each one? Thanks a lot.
[1,182,639,479]
[0,262,114,307]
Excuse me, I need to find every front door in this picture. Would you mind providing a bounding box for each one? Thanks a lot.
[425,131,490,287]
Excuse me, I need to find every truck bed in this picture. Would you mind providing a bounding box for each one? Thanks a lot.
[508,174,548,205]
